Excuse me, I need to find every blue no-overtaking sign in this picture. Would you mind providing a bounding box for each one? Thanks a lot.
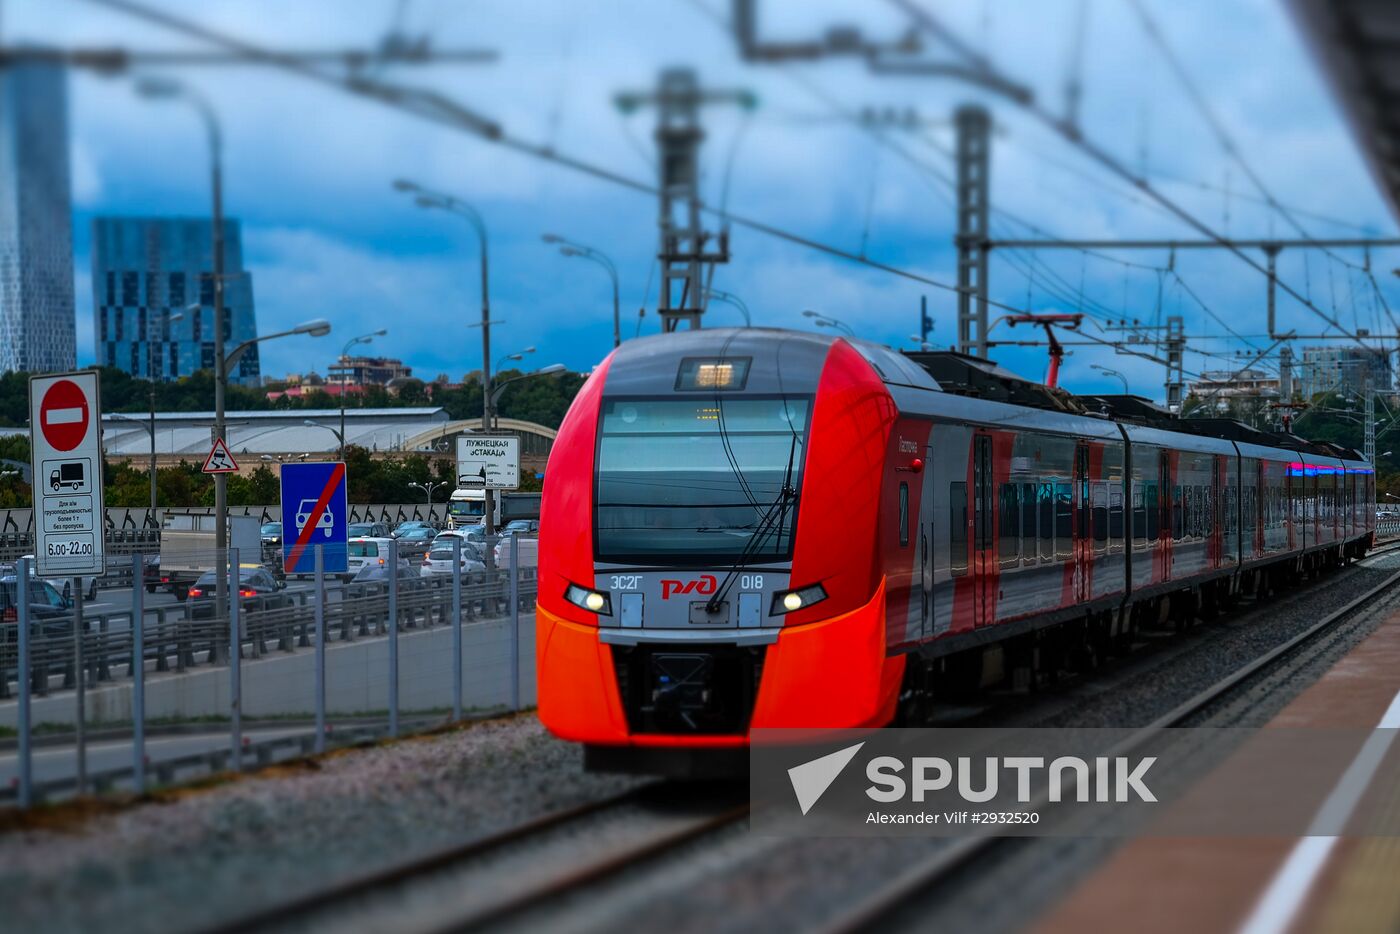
[279,461,349,574]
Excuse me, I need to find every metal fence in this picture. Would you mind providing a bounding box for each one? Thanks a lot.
[0,534,536,807]
[0,503,452,562]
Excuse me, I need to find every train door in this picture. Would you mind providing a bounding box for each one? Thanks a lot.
[1211,455,1225,569]
[1074,444,1091,602]
[972,435,995,627]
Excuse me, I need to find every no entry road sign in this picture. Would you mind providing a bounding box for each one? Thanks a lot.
[280,462,349,575]
[38,378,90,452]
[30,371,105,577]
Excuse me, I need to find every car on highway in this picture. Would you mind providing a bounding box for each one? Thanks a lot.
[346,559,428,599]
[186,565,291,619]
[15,555,97,602]
[260,521,284,546]
[348,521,391,539]
[436,525,486,544]
[392,520,435,538]
[0,576,73,630]
[347,537,397,579]
[393,525,437,558]
[420,540,486,577]
[494,534,538,568]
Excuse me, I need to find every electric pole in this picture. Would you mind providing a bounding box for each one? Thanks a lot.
[955,104,991,357]
[1164,315,1185,412]
[616,68,753,332]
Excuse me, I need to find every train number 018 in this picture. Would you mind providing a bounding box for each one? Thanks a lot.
[740,574,764,590]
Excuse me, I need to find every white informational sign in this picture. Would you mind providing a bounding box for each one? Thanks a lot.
[457,435,520,490]
[30,370,105,577]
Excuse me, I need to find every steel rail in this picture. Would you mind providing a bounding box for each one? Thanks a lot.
[195,785,662,934]
[430,803,751,933]
[816,544,1400,934]
[195,784,746,934]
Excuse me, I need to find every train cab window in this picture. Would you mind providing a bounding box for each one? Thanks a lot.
[950,482,968,576]
[1038,482,1054,561]
[899,483,909,547]
[999,484,1019,565]
[1021,482,1037,564]
[1054,481,1073,559]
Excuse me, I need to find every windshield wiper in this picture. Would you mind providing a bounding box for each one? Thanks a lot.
[705,434,799,614]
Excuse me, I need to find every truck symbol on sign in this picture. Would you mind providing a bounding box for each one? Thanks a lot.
[294,498,334,537]
[49,462,84,492]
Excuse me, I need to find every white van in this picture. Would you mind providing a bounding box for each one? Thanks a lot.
[347,537,397,579]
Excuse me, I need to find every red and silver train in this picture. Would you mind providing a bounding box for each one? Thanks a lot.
[536,329,1375,773]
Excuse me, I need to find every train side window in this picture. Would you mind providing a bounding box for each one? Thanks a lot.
[1109,486,1124,545]
[1021,482,1037,564]
[1054,481,1073,559]
[1039,481,1054,561]
[1131,484,1145,548]
[999,483,1019,565]
[950,482,968,576]
[1146,482,1159,541]
[1172,485,1184,541]
[1092,481,1109,551]
[899,483,909,547]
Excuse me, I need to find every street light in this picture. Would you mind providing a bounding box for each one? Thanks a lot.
[488,364,567,429]
[543,234,621,348]
[336,329,388,457]
[908,335,937,351]
[134,74,240,615]
[703,288,753,327]
[1091,364,1130,394]
[303,419,345,453]
[496,346,536,371]
[395,178,497,533]
[408,480,447,506]
[802,309,856,336]
[124,308,187,515]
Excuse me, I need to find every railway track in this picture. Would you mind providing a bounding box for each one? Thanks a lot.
[198,782,747,934]
[815,548,1400,934]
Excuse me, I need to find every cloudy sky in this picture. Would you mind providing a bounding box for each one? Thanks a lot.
[11,0,1398,399]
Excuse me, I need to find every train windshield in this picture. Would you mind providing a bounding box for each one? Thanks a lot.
[595,397,809,562]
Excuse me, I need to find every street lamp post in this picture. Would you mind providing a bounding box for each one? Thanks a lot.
[1090,364,1130,394]
[496,347,536,372]
[802,309,856,336]
[702,288,753,326]
[488,364,568,429]
[302,419,345,454]
[135,76,236,606]
[394,178,497,533]
[408,480,446,507]
[336,330,387,458]
[542,234,621,348]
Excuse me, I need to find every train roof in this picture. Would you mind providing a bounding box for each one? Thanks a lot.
[900,350,1364,462]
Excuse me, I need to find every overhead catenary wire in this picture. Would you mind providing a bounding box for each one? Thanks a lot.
[74,0,1049,322]
[884,0,1384,353]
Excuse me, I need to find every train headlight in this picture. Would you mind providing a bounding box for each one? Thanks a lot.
[771,583,827,616]
[565,583,612,616]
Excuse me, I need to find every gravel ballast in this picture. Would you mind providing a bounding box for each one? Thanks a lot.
[0,716,639,934]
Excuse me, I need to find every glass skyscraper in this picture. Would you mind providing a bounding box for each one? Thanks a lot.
[0,61,78,373]
[91,217,261,385]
